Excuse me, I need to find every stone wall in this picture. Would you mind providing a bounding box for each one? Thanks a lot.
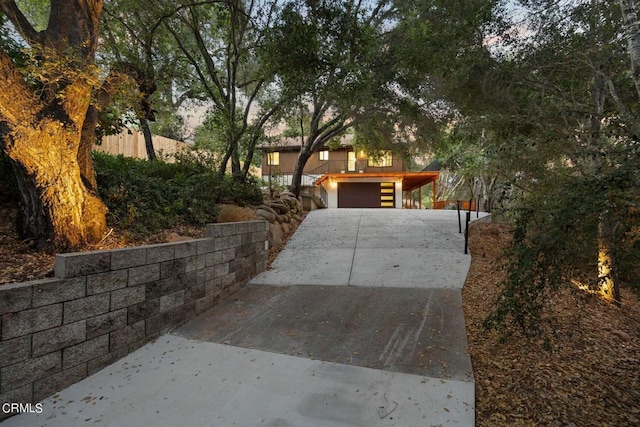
[0,220,268,420]
[256,191,304,250]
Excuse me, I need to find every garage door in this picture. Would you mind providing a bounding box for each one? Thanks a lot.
[337,182,395,208]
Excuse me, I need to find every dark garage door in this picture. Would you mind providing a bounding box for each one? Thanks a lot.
[337,182,395,208]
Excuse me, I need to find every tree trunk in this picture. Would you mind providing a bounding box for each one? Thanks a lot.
[481,174,498,212]
[241,144,255,182]
[78,104,99,191]
[218,145,232,178]
[619,0,640,99]
[597,211,621,306]
[231,145,242,181]
[5,117,107,250]
[0,0,107,251]
[290,149,312,197]
[140,117,157,161]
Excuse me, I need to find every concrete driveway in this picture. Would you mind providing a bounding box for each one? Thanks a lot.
[2,209,481,427]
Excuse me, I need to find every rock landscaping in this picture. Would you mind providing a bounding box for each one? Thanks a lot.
[255,191,305,251]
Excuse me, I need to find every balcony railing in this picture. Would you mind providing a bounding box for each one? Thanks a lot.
[307,160,402,175]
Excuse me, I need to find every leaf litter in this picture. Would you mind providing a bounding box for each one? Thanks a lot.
[465,223,640,426]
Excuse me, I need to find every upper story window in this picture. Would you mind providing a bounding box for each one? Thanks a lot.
[367,151,393,167]
[267,152,280,166]
[319,150,329,161]
[347,151,357,171]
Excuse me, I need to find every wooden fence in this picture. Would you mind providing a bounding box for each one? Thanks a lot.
[94,130,189,162]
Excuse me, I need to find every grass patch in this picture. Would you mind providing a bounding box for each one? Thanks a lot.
[216,204,258,223]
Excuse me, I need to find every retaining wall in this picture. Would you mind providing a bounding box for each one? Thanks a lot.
[0,220,268,420]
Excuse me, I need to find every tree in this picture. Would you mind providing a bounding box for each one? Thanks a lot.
[268,0,422,197]
[152,0,284,181]
[476,0,640,331]
[434,122,505,212]
[100,0,204,158]
[0,0,108,250]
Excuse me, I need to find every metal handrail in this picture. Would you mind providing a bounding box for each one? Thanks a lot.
[457,197,481,254]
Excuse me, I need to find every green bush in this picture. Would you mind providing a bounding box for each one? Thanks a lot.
[94,152,262,236]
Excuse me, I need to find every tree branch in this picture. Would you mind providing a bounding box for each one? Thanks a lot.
[619,0,640,99]
[0,1,43,46]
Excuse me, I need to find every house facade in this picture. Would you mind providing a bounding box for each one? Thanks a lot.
[261,139,438,209]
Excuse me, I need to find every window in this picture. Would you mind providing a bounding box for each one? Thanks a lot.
[267,152,280,166]
[319,150,329,161]
[347,151,356,171]
[367,151,393,167]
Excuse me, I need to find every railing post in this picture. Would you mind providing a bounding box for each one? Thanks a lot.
[464,211,471,254]
[457,200,462,234]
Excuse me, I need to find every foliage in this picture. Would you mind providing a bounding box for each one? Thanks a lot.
[0,15,25,65]
[485,162,640,332]
[100,0,199,143]
[14,0,48,31]
[484,173,601,334]
[149,0,283,180]
[265,0,429,195]
[413,0,640,332]
[94,152,262,236]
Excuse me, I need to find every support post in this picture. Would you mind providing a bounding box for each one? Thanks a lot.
[433,180,437,209]
[464,211,471,254]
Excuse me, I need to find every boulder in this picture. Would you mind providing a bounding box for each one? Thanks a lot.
[256,209,276,223]
[281,222,290,234]
[257,204,277,215]
[268,223,283,249]
[269,202,289,214]
[280,196,296,208]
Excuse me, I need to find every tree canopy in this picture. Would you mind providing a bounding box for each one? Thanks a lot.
[464,0,640,331]
[2,0,638,319]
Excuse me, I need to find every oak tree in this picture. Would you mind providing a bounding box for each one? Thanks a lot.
[0,0,108,250]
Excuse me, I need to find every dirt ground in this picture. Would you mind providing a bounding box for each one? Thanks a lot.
[0,202,297,285]
[465,222,640,426]
[0,202,210,284]
[1,206,639,425]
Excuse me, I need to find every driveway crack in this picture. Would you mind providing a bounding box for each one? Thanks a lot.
[347,211,363,286]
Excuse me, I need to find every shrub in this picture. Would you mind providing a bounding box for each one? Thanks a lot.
[93,152,262,236]
[221,175,264,206]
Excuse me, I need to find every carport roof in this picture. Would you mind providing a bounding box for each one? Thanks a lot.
[315,171,439,192]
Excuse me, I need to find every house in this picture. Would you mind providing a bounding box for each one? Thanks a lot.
[261,138,439,209]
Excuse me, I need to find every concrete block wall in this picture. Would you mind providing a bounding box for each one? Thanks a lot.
[0,220,268,420]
